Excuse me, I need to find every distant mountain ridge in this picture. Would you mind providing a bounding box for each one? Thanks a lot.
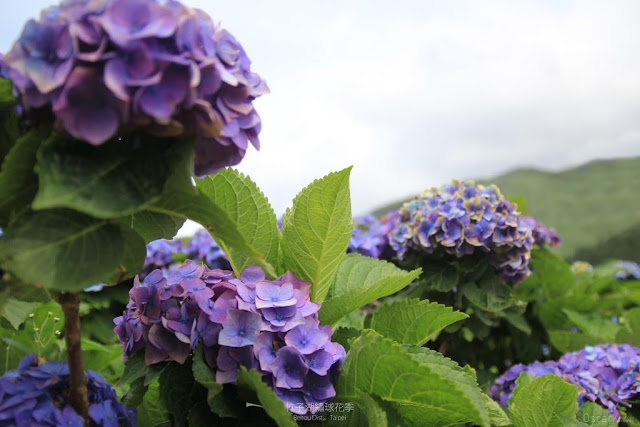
[371,157,640,263]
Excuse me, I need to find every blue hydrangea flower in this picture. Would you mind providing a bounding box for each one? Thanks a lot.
[0,355,135,426]
[388,180,536,284]
[139,230,230,279]
[348,212,400,259]
[2,0,268,176]
[489,344,640,421]
[614,261,640,281]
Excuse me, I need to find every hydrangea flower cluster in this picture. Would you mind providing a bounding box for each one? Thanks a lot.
[614,261,640,281]
[114,262,345,415]
[520,216,562,248]
[0,354,135,426]
[141,229,230,278]
[489,344,640,420]
[1,0,268,176]
[388,180,535,284]
[347,212,399,259]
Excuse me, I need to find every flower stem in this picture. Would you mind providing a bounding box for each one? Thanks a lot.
[58,292,89,426]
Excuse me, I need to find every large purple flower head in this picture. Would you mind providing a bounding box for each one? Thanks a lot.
[2,0,268,176]
[115,262,344,415]
[489,344,640,421]
[388,180,535,284]
[0,354,135,426]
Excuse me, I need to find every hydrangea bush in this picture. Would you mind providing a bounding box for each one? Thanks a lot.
[0,354,135,426]
[490,344,640,421]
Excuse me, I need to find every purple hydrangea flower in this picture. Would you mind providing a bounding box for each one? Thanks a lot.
[270,346,309,389]
[255,281,297,309]
[115,262,345,415]
[284,319,329,355]
[489,344,640,421]
[218,309,261,347]
[0,355,135,426]
[388,180,535,284]
[2,0,268,176]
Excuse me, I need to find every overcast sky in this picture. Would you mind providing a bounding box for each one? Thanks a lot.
[2,0,640,224]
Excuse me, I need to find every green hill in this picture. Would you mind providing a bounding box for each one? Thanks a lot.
[372,157,640,263]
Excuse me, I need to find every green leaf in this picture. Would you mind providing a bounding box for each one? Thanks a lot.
[197,168,279,275]
[192,345,224,416]
[332,327,361,352]
[0,79,19,164]
[503,312,532,335]
[122,377,148,408]
[148,188,273,275]
[548,331,602,353]
[509,374,579,427]
[338,330,489,426]
[318,254,421,326]
[192,345,220,391]
[525,248,576,300]
[0,79,15,109]
[328,392,389,427]
[484,394,513,426]
[463,273,515,312]
[576,402,617,426]
[369,298,467,346]
[114,211,185,242]
[0,112,20,168]
[0,128,49,227]
[562,309,621,342]
[0,285,51,321]
[2,298,39,329]
[105,225,146,285]
[158,360,196,427]
[281,167,353,302]
[33,134,194,218]
[420,260,460,292]
[0,209,124,291]
[187,401,219,426]
[334,309,366,330]
[236,367,297,427]
[118,351,150,387]
[136,380,170,427]
[616,308,640,346]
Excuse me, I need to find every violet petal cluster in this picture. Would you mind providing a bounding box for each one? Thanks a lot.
[489,344,640,421]
[140,229,230,278]
[2,0,268,176]
[388,180,535,284]
[520,216,562,248]
[114,262,345,415]
[0,354,135,426]
[614,261,640,281]
[348,212,399,260]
